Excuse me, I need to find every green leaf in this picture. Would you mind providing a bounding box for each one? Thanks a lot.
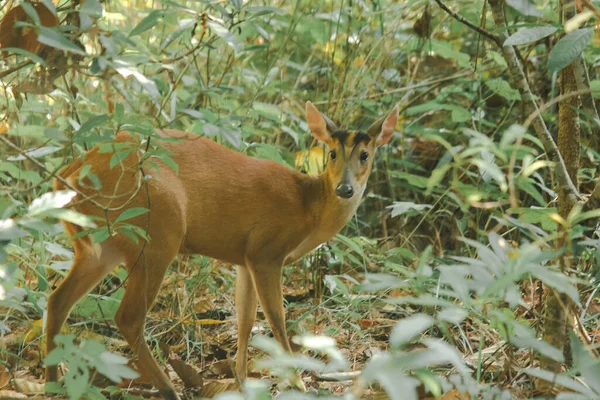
[77,115,109,135]
[429,40,470,68]
[20,2,41,26]
[387,202,433,218]
[207,21,242,53]
[427,164,451,193]
[390,314,434,348]
[389,171,429,188]
[335,234,367,260]
[525,368,597,397]
[548,29,593,74]
[28,191,76,216]
[39,209,96,228]
[0,47,46,65]
[506,0,542,17]
[485,79,521,101]
[44,348,64,366]
[91,227,111,244]
[450,106,471,122]
[129,10,165,37]
[0,219,28,241]
[504,26,558,46]
[37,27,86,56]
[109,149,131,169]
[115,207,149,224]
[64,362,89,400]
[79,0,103,30]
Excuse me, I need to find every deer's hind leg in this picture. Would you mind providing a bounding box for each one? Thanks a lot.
[46,241,123,382]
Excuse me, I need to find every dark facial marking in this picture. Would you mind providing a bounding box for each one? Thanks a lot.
[331,130,349,145]
[353,131,372,146]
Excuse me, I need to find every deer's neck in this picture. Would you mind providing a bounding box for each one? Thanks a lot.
[302,173,361,236]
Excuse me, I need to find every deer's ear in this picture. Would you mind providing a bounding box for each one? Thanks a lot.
[367,105,399,146]
[305,101,337,142]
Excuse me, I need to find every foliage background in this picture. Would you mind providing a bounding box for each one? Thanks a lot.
[0,0,599,398]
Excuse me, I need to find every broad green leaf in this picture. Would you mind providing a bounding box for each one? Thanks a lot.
[570,333,600,394]
[0,47,45,65]
[525,368,597,397]
[438,307,468,324]
[387,202,432,218]
[79,0,103,30]
[37,27,86,56]
[28,191,76,216]
[506,0,542,17]
[0,219,28,241]
[430,40,470,68]
[129,10,165,37]
[39,209,96,228]
[548,29,593,74]
[504,26,558,46]
[20,3,41,25]
[44,349,64,366]
[6,146,61,161]
[427,164,451,193]
[252,102,280,121]
[246,6,286,16]
[207,21,242,53]
[390,171,429,188]
[485,79,521,101]
[77,115,109,135]
[109,149,131,169]
[91,227,111,244]
[115,207,149,224]
[528,265,580,304]
[450,106,471,122]
[390,314,434,348]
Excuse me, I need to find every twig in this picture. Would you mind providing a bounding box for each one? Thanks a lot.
[433,0,502,46]
[488,0,581,205]
[313,69,473,105]
[0,135,106,209]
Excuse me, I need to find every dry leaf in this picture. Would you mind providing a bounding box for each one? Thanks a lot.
[13,379,44,394]
[194,299,215,313]
[168,359,203,388]
[0,371,10,388]
[0,390,27,399]
[198,380,238,398]
[195,319,229,326]
[209,360,234,378]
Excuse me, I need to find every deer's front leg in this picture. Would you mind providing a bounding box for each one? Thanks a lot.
[246,261,306,390]
[247,262,291,352]
[235,265,258,383]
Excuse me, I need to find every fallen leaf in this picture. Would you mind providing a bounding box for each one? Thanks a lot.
[209,360,234,378]
[168,359,203,388]
[194,299,215,313]
[195,319,230,326]
[0,390,27,399]
[13,379,44,394]
[198,380,238,397]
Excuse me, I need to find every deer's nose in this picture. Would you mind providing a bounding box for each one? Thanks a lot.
[336,183,354,199]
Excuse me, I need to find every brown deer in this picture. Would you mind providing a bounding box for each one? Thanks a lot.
[46,102,398,399]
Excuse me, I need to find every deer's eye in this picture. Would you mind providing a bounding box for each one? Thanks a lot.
[330,150,337,160]
[360,151,369,163]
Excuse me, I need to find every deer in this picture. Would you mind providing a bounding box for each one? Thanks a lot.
[45,101,398,399]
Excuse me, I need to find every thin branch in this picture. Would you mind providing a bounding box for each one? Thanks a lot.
[433,0,502,47]
[0,135,106,208]
[313,69,473,105]
[488,0,581,205]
